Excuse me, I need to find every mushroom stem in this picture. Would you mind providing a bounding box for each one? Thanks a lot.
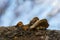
[30,20,40,29]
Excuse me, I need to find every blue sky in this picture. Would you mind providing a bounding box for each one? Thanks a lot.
[0,0,60,30]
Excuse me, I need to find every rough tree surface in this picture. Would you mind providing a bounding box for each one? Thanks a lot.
[0,26,60,40]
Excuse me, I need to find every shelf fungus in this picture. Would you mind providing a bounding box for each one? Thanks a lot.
[16,17,49,31]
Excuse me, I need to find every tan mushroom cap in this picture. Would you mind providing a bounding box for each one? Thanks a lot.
[29,17,39,26]
[17,21,23,27]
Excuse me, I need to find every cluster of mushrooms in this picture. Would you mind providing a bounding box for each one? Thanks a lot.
[15,17,49,31]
